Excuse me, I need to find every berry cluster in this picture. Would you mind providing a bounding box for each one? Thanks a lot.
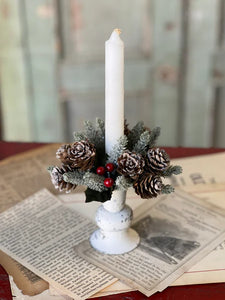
[96,163,115,188]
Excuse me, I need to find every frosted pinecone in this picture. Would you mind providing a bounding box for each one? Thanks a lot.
[56,144,72,165]
[117,151,145,180]
[68,140,96,170]
[133,174,163,198]
[50,165,77,193]
[146,148,170,173]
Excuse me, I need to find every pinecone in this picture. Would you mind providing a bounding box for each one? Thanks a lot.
[124,119,131,136]
[68,140,96,170]
[50,165,77,193]
[133,174,163,199]
[146,148,170,173]
[56,144,72,165]
[117,151,145,179]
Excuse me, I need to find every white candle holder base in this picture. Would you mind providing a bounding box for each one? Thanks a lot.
[90,190,140,255]
[90,227,139,255]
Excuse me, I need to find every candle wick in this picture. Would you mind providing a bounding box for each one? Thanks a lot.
[114,28,121,35]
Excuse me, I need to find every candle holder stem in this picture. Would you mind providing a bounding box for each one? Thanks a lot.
[90,190,140,254]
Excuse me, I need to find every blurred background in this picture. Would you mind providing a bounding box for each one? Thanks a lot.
[0,0,224,147]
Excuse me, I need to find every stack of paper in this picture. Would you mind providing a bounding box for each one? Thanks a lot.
[0,146,225,299]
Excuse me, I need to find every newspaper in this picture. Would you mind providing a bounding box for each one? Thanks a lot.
[0,144,60,294]
[75,190,225,297]
[57,186,225,298]
[0,189,117,300]
[0,249,49,296]
[0,144,60,213]
[1,146,225,297]
[0,144,86,295]
[166,151,225,186]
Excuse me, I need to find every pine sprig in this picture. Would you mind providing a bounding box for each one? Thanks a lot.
[95,118,105,140]
[73,132,87,142]
[127,121,145,150]
[161,184,175,194]
[115,175,132,191]
[162,165,183,177]
[133,130,151,155]
[148,127,161,148]
[63,170,86,185]
[83,172,107,192]
[63,170,107,192]
[107,135,128,164]
[83,120,97,144]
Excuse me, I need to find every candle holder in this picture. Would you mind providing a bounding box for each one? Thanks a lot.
[48,119,182,255]
[90,190,140,254]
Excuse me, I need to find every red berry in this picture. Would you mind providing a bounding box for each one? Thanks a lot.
[105,163,115,172]
[96,166,105,175]
[104,178,114,188]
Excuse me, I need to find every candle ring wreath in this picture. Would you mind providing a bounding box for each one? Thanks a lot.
[48,119,182,203]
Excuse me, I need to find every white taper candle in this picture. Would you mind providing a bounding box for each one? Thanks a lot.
[105,29,124,154]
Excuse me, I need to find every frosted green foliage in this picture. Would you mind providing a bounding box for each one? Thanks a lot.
[162,165,183,177]
[73,119,105,145]
[84,120,97,143]
[94,118,105,149]
[63,170,107,192]
[115,175,132,191]
[148,127,161,148]
[107,135,128,164]
[77,119,105,148]
[161,184,175,194]
[133,130,151,155]
[83,172,107,192]
[63,170,86,185]
[73,132,87,142]
[129,125,160,152]
[128,121,145,149]
[95,118,105,140]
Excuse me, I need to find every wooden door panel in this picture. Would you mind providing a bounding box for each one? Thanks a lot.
[181,0,219,147]
[60,60,151,94]
[65,91,151,139]
[1,0,223,146]
[0,0,32,141]
[61,0,151,61]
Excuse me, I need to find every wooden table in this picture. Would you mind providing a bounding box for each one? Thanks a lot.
[1,141,225,300]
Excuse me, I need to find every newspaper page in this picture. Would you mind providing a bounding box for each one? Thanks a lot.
[76,190,225,297]
[0,249,49,296]
[167,151,225,187]
[0,144,85,295]
[170,185,225,286]
[0,189,117,300]
[71,186,225,298]
[52,187,225,298]
[0,144,59,213]
[0,144,60,294]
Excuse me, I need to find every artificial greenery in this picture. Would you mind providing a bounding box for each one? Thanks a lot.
[107,135,128,164]
[133,130,151,155]
[115,175,133,191]
[162,165,183,177]
[127,121,145,149]
[49,118,182,203]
